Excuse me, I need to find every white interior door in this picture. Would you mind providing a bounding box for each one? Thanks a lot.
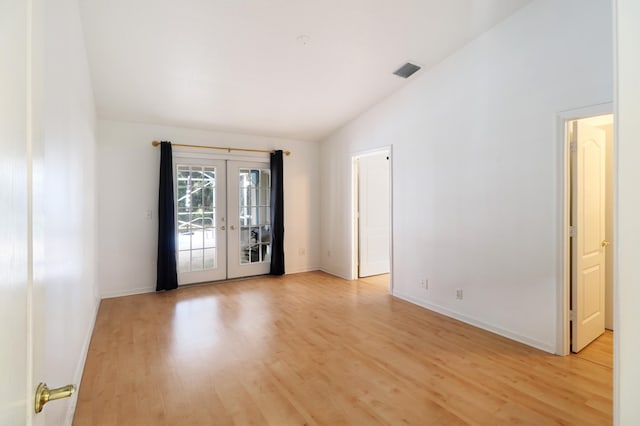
[227,161,272,279]
[571,120,607,352]
[2,0,48,422]
[358,152,390,277]
[176,160,227,284]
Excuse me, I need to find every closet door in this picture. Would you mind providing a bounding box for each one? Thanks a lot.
[175,161,227,284]
[227,161,272,279]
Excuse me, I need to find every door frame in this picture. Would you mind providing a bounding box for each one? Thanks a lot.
[350,146,394,293]
[557,102,614,355]
[172,148,271,283]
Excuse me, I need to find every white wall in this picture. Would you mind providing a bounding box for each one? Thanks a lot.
[36,0,100,423]
[615,0,640,423]
[96,120,321,298]
[320,0,613,352]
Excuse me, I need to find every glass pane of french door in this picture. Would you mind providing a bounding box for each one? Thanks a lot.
[175,161,226,284]
[227,161,272,279]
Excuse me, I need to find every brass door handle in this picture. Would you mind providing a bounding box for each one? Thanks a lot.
[601,240,610,248]
[35,383,76,414]
[220,225,226,230]
[230,225,237,230]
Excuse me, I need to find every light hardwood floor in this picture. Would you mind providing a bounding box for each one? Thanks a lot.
[74,272,612,425]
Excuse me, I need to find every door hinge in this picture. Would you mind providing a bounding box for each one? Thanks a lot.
[569,310,577,321]
[569,226,576,238]
[570,141,577,153]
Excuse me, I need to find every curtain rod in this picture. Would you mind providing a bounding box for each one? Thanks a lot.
[151,140,291,156]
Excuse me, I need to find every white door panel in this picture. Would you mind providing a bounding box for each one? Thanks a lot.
[571,120,606,352]
[358,152,390,277]
[3,0,83,422]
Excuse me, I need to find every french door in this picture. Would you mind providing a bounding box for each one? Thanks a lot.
[227,161,273,278]
[175,158,272,284]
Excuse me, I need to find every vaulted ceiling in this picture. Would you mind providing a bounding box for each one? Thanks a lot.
[80,0,532,141]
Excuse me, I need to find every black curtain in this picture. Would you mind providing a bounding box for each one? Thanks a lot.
[156,141,178,291]
[270,150,285,275]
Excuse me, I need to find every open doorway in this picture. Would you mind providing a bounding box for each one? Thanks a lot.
[351,148,393,292]
[561,111,614,357]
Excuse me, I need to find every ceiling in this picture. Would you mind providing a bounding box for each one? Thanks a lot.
[80,0,532,142]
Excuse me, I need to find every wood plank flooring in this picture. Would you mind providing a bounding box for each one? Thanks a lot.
[572,330,613,369]
[73,271,612,425]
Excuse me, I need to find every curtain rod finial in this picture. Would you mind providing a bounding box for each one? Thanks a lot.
[152,140,161,147]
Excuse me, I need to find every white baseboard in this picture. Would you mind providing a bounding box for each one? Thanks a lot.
[100,269,327,298]
[65,296,101,425]
[285,266,321,274]
[318,268,352,281]
[101,286,155,299]
[392,291,555,354]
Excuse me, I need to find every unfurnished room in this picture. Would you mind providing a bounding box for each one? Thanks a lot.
[2,0,640,425]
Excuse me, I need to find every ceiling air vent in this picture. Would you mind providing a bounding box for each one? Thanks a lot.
[393,62,421,79]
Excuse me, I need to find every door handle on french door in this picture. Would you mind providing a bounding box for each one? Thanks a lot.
[34,383,76,413]
[220,226,226,230]
[230,225,237,230]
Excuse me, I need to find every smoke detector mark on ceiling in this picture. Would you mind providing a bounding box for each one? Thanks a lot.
[296,35,311,46]
[393,62,421,78]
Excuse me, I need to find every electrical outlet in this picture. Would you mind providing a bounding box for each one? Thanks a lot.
[424,279,429,290]
[456,289,463,300]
